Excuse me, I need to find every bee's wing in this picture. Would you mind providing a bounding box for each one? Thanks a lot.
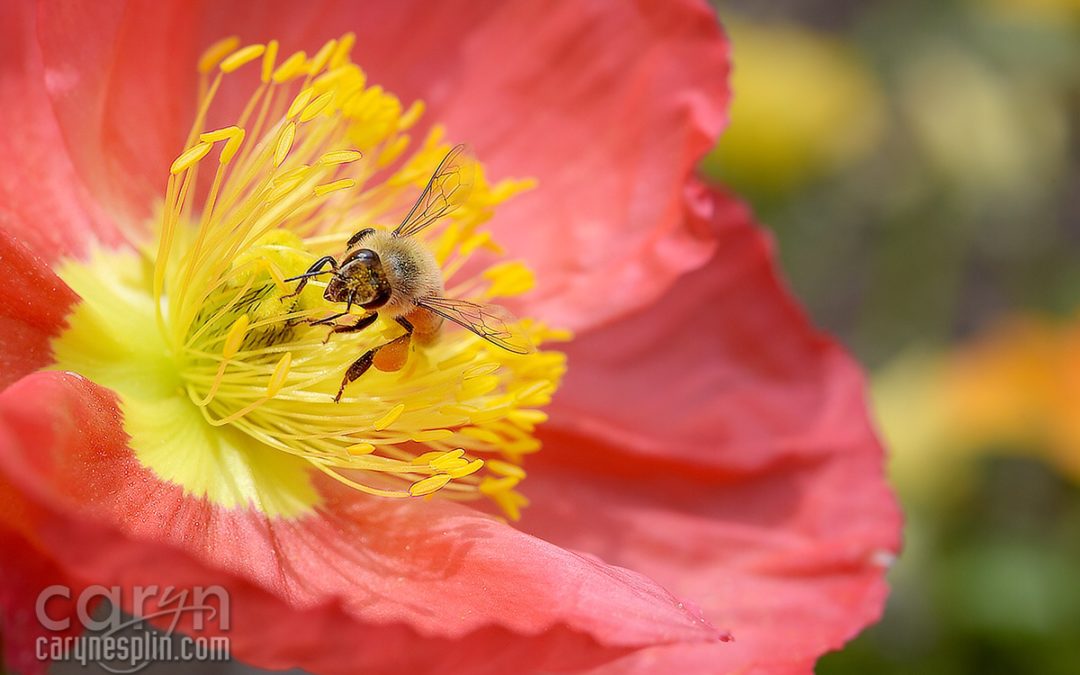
[393,144,475,239]
[416,296,535,355]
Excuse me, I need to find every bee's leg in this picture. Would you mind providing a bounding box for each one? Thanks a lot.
[373,318,415,372]
[322,312,378,344]
[309,311,349,326]
[334,351,375,403]
[333,317,414,401]
[281,256,338,300]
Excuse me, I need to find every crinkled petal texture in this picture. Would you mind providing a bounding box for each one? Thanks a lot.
[525,185,901,673]
[0,372,724,675]
[0,0,901,674]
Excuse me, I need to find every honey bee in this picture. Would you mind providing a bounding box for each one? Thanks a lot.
[283,144,533,402]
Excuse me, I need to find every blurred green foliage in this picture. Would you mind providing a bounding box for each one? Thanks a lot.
[711,0,1080,672]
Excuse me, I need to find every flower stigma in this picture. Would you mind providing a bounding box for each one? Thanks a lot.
[51,34,568,520]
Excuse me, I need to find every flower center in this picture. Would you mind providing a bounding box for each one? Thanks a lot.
[51,34,567,520]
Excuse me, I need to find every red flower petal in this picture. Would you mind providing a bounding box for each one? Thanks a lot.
[518,185,901,672]
[0,372,726,675]
[0,230,79,390]
[35,0,730,330]
[0,1,124,263]
[548,182,873,472]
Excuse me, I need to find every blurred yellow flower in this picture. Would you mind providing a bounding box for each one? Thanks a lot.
[944,316,1080,480]
[875,314,1080,504]
[702,18,884,194]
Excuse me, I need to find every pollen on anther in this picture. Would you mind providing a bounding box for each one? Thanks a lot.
[485,459,526,480]
[448,458,485,479]
[287,88,314,119]
[373,403,406,431]
[319,150,363,165]
[308,39,337,75]
[170,142,213,175]
[222,315,250,359]
[198,36,240,73]
[275,123,296,167]
[300,91,334,122]
[261,40,279,83]
[267,352,293,398]
[314,179,356,196]
[409,474,452,497]
[346,443,376,456]
[272,51,307,83]
[220,44,266,73]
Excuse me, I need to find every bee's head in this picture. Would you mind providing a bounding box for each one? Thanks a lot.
[325,248,392,309]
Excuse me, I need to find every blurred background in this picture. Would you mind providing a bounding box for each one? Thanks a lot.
[707,0,1080,672]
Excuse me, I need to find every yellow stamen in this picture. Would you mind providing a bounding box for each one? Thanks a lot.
[261,40,279,83]
[274,122,296,166]
[220,44,266,73]
[313,178,355,196]
[373,403,406,431]
[198,36,240,73]
[319,150,363,165]
[287,88,315,119]
[273,50,308,83]
[170,142,213,174]
[308,39,337,75]
[409,474,452,497]
[266,352,292,397]
[299,91,334,122]
[56,32,566,518]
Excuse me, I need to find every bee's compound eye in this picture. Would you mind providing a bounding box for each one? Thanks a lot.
[342,247,381,266]
[352,248,380,265]
[347,228,376,248]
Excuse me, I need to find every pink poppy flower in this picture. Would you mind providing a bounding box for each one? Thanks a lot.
[0,1,900,674]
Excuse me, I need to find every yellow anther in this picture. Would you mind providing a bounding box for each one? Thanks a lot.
[199,126,242,144]
[261,40,279,83]
[272,50,307,83]
[373,402,406,431]
[410,451,444,465]
[222,315,250,359]
[308,39,337,75]
[486,459,526,479]
[266,352,292,397]
[460,427,502,444]
[266,170,310,202]
[376,135,411,168]
[274,122,296,167]
[266,172,309,203]
[346,443,376,456]
[508,409,548,430]
[198,36,240,73]
[329,32,355,69]
[430,449,466,471]
[287,88,314,119]
[399,100,425,130]
[483,261,536,298]
[313,178,356,196]
[169,142,213,175]
[220,129,246,165]
[220,44,266,73]
[408,474,452,497]
[299,91,334,122]
[312,66,352,94]
[479,475,521,495]
[318,150,363,165]
[448,458,485,479]
[463,363,500,379]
